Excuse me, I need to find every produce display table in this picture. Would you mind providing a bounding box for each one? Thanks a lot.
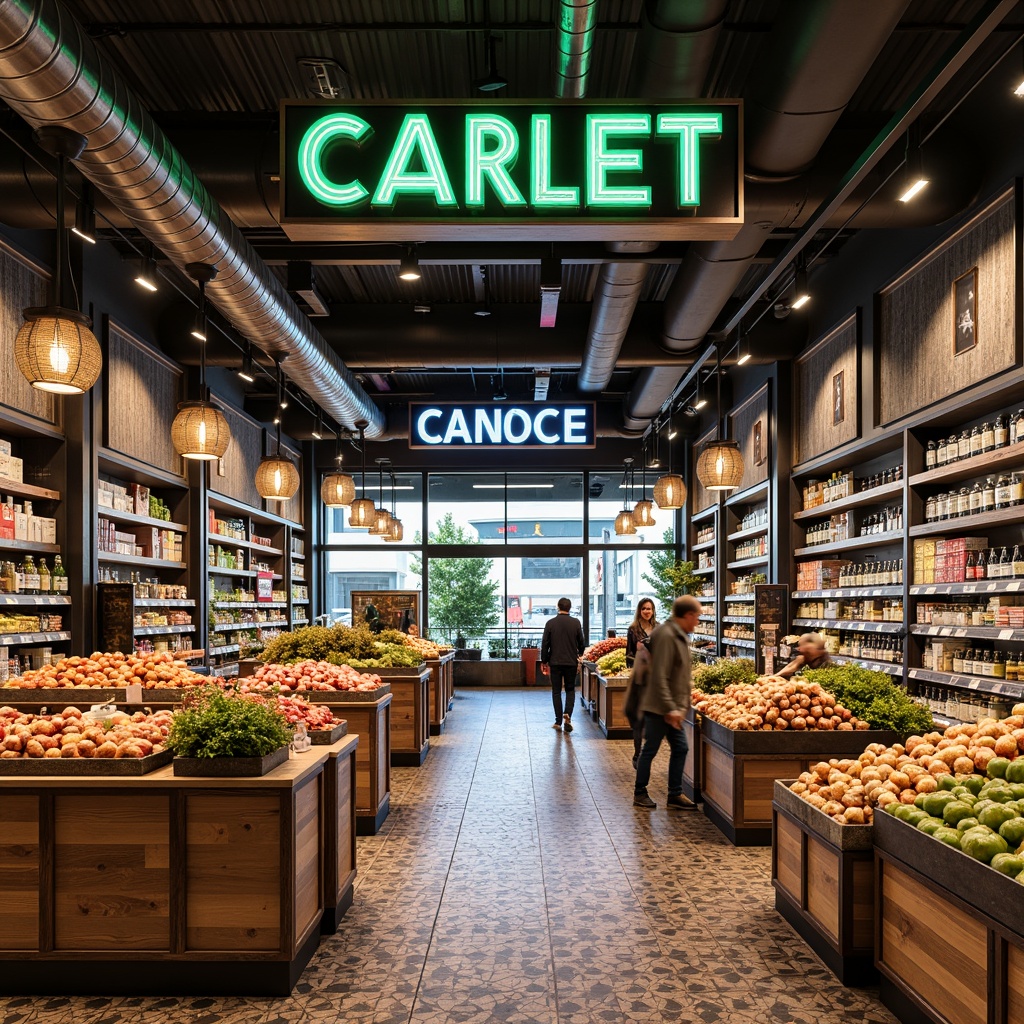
[375,666,431,767]
[596,671,632,739]
[699,718,900,846]
[580,660,599,718]
[426,652,455,736]
[0,742,344,995]
[322,734,359,934]
[772,780,875,985]
[874,810,1024,1024]
[682,708,701,804]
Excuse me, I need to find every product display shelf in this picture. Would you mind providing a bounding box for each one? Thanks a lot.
[0,538,59,555]
[213,601,288,610]
[207,565,255,578]
[698,614,717,623]
[293,618,309,627]
[792,479,904,521]
[212,620,288,632]
[594,669,631,739]
[907,666,1024,700]
[135,598,195,608]
[99,507,188,533]
[692,565,716,576]
[909,623,1024,641]
[722,615,754,624]
[0,477,60,502]
[792,618,903,633]
[133,625,195,637]
[722,637,755,649]
[909,504,1024,537]
[727,556,770,570]
[793,587,903,599]
[209,532,283,555]
[727,523,769,543]
[723,593,756,602]
[0,594,70,606]
[690,503,718,524]
[292,598,310,605]
[793,532,903,557]
[827,654,904,676]
[0,629,70,645]
[211,662,240,678]
[908,437,1024,488]
[100,552,187,570]
[725,481,769,507]
[691,538,717,553]
[209,643,241,656]
[692,632,719,643]
[909,580,1024,595]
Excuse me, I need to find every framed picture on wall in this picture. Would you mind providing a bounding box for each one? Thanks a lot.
[753,419,766,466]
[832,370,845,425]
[953,266,978,355]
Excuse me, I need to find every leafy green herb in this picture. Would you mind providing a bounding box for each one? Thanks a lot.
[167,687,293,758]
[802,664,933,734]
[692,657,757,694]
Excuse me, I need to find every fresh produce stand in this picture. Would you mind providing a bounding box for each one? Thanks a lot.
[322,733,359,934]
[682,708,701,804]
[580,660,599,718]
[772,780,876,984]
[376,665,430,766]
[426,651,455,735]
[596,670,632,739]
[0,739,354,995]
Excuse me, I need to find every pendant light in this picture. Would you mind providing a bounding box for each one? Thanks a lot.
[321,428,356,508]
[170,264,232,462]
[348,421,376,527]
[696,345,744,492]
[383,465,404,542]
[15,127,103,395]
[614,458,637,536]
[255,361,299,501]
[632,441,656,528]
[653,408,686,510]
[368,458,393,536]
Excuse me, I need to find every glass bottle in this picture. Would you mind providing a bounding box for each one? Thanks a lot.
[957,486,971,517]
[995,414,1009,448]
[948,434,961,461]
[1013,545,1024,578]
[3,561,16,594]
[959,429,971,460]
[982,477,996,512]
[982,421,995,452]
[21,555,37,595]
[926,440,937,469]
[970,426,982,457]
[993,652,1007,679]
[937,437,949,466]
[1016,409,1024,446]
[51,555,67,593]
[37,558,50,594]
[1012,472,1024,506]
[996,473,1013,510]
[969,482,983,514]
[976,549,987,580]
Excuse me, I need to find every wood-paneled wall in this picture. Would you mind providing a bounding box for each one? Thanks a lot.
[0,241,58,429]
[878,189,1017,425]
[105,322,184,476]
[728,384,769,493]
[691,427,717,513]
[794,314,859,465]
[214,400,264,509]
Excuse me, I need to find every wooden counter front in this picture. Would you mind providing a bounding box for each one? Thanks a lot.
[326,691,391,835]
[426,652,455,736]
[596,673,632,739]
[384,668,431,767]
[0,743,348,995]
[322,734,359,934]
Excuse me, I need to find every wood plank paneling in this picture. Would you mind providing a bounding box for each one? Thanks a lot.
[879,860,987,1024]
[1008,941,1024,1024]
[702,742,734,816]
[682,718,697,791]
[774,813,802,902]
[879,190,1017,425]
[0,243,58,428]
[851,859,874,950]
[805,836,840,942]
[185,793,281,951]
[215,402,264,509]
[105,323,183,475]
[0,795,39,949]
[53,794,169,951]
[692,427,718,514]
[794,315,858,465]
[336,754,354,889]
[728,385,769,494]
[741,759,803,824]
[293,776,321,947]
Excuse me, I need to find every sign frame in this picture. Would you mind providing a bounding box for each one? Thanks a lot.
[408,401,597,450]
[279,99,743,241]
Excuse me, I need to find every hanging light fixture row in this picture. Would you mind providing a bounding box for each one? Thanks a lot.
[614,457,637,536]
[321,424,357,508]
[15,127,103,395]
[695,344,745,492]
[349,421,376,527]
[652,403,686,511]
[632,440,656,528]
[256,360,300,501]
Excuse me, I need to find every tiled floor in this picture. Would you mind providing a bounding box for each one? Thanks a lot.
[0,688,899,1024]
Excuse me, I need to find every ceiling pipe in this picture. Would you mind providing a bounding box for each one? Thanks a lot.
[0,0,385,437]
[554,0,597,99]
[622,0,911,433]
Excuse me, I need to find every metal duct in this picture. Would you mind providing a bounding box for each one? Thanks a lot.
[627,0,728,98]
[554,0,597,99]
[0,0,385,437]
[623,0,911,432]
[577,261,652,392]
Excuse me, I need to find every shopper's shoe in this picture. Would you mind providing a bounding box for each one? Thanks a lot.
[666,794,697,811]
[633,792,657,809]
[562,714,573,733]
[552,721,562,730]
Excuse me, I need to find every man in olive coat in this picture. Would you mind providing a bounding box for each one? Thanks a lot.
[633,594,701,810]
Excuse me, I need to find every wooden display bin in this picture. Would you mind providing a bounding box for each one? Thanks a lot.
[322,734,359,934]
[373,666,430,767]
[0,744,340,995]
[597,672,632,739]
[682,708,701,804]
[699,718,899,846]
[426,652,455,736]
[772,780,875,985]
[874,811,1024,1024]
[580,660,599,718]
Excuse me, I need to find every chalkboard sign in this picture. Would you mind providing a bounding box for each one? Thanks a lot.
[754,584,789,676]
[97,582,135,654]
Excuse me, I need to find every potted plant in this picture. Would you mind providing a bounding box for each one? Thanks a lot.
[168,687,295,777]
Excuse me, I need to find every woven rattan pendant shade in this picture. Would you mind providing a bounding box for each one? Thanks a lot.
[696,440,744,491]
[631,498,656,528]
[614,509,637,536]
[349,497,375,527]
[653,473,686,510]
[384,517,404,542]
[16,307,102,395]
[321,471,356,507]
[170,400,231,461]
[255,453,299,501]
[368,506,392,536]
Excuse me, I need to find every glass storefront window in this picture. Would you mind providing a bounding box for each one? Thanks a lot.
[584,546,671,643]
[324,549,422,625]
[325,472,423,546]
[425,555,505,649]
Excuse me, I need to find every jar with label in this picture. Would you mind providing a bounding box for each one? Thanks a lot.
[948,434,960,461]
[995,414,1009,448]
[982,477,996,511]
[946,691,960,719]
[970,426,982,456]
[1012,472,1024,505]
[1007,651,1020,681]
[1016,409,1024,444]
[993,652,1007,679]
[937,437,949,465]
[958,429,971,459]
[995,473,1013,509]
[957,486,971,516]
[952,648,965,673]
[982,421,996,452]
[926,440,937,468]
[969,482,983,513]
[925,494,937,521]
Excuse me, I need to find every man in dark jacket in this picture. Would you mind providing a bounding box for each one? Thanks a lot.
[541,597,585,732]
[633,594,701,810]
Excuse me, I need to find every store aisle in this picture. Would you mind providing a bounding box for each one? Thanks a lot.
[0,688,898,1024]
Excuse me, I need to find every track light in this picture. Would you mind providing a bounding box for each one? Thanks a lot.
[736,329,751,366]
[791,258,810,309]
[476,34,508,92]
[237,345,255,383]
[71,197,96,244]
[312,410,324,441]
[898,128,929,203]
[398,247,421,281]
[134,254,158,292]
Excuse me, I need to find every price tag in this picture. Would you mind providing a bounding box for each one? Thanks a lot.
[969,679,981,690]
[999,630,1014,640]
[1010,582,1021,592]
[964,585,976,593]
[987,583,997,591]
[125,683,143,703]
[909,669,919,678]
[954,629,967,637]
[925,587,936,595]
[940,628,952,636]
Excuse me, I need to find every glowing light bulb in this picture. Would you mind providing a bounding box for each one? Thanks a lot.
[49,341,70,375]
[198,419,207,447]
[274,468,282,491]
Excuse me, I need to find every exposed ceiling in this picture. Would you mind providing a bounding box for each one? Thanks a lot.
[0,0,1020,443]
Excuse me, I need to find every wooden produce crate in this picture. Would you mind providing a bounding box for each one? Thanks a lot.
[699,718,900,846]
[682,708,701,804]
[596,672,632,739]
[322,734,359,934]
[772,780,875,985]
[426,652,455,736]
[874,810,1024,1024]
[580,660,599,718]
[0,746,333,995]
[373,666,430,767]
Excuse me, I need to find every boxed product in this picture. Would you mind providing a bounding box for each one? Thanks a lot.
[796,559,850,591]
[97,481,114,507]
[0,501,13,541]
[5,457,21,483]
[131,483,150,516]
[0,439,11,458]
